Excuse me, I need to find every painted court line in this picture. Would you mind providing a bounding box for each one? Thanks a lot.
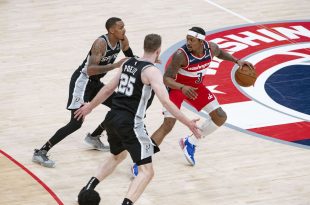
[203,0,255,23]
[0,150,64,205]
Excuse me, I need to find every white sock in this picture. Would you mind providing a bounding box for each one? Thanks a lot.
[187,135,198,145]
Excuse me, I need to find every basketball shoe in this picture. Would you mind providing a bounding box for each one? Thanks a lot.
[32,149,55,168]
[179,136,196,166]
[131,163,138,177]
[84,133,110,151]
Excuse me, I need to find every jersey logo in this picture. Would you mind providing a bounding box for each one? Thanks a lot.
[160,20,310,148]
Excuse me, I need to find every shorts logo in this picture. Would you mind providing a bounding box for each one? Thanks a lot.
[145,144,151,153]
[160,20,310,148]
[208,93,213,100]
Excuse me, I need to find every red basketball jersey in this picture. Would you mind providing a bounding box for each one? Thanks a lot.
[175,41,213,87]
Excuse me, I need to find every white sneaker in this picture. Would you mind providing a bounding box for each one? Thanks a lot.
[32,149,55,168]
[84,133,110,151]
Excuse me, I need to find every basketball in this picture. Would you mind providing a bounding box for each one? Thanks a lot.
[234,65,257,87]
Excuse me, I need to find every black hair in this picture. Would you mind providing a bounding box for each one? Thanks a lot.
[189,27,206,35]
[78,189,101,205]
[105,17,122,31]
[144,34,162,53]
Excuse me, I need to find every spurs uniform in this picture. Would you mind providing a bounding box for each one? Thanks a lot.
[67,34,121,110]
[104,58,159,163]
[168,41,219,113]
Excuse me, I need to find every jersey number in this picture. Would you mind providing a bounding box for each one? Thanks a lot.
[118,73,136,96]
[195,72,203,83]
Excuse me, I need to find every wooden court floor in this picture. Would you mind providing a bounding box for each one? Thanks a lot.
[0,0,310,204]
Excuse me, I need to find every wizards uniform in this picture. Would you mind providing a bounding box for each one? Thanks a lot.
[169,41,218,112]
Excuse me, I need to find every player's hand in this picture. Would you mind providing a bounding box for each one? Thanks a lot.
[189,118,202,139]
[181,85,198,100]
[114,57,129,68]
[74,103,92,121]
[237,60,255,70]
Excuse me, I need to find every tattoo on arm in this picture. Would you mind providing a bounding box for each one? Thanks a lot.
[89,38,106,65]
[164,49,186,79]
[210,42,237,63]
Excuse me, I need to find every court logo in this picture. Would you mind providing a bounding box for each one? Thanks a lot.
[160,20,310,148]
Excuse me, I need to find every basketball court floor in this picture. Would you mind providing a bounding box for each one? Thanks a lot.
[0,0,309,204]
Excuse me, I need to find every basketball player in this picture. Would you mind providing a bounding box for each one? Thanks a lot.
[32,17,135,168]
[74,34,201,205]
[149,26,254,166]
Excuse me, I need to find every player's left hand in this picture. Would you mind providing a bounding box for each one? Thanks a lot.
[182,85,198,100]
[74,103,92,121]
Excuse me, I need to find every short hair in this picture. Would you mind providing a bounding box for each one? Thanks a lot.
[105,17,122,31]
[78,189,101,205]
[144,34,162,53]
[189,27,206,35]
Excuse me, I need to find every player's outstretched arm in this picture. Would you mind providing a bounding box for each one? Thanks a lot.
[142,66,201,139]
[209,42,254,69]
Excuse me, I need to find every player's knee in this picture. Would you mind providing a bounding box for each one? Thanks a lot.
[210,107,227,126]
[139,164,154,180]
[70,118,83,131]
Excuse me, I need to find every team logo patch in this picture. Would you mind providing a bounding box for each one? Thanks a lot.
[160,20,310,148]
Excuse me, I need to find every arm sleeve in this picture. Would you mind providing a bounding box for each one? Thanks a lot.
[123,47,135,57]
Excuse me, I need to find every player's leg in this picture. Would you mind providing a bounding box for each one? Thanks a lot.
[84,86,116,151]
[78,151,127,205]
[125,157,154,204]
[130,110,177,177]
[151,88,183,146]
[32,110,83,168]
[151,117,177,145]
[125,118,159,204]
[78,111,127,203]
[180,87,226,166]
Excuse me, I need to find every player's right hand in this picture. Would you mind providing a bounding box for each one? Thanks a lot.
[74,103,92,121]
[181,85,198,100]
[115,57,129,68]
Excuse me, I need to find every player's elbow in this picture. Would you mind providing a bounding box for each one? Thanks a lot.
[163,76,172,86]
[86,66,96,76]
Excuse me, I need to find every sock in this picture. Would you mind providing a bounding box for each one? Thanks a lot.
[122,198,133,205]
[187,135,198,146]
[91,123,105,137]
[85,177,100,190]
[40,141,53,152]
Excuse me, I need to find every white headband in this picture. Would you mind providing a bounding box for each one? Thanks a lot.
[187,30,205,40]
